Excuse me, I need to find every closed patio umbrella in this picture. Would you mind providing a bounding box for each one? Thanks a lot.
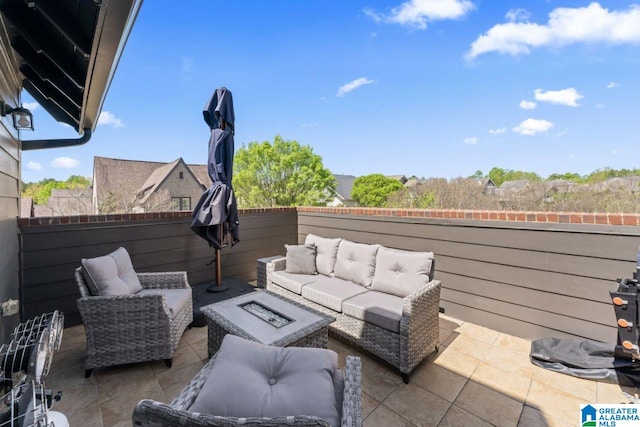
[191,87,239,290]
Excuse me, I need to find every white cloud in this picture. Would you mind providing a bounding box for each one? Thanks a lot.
[365,0,475,29]
[464,136,478,145]
[596,103,605,108]
[534,88,583,107]
[607,81,620,89]
[505,8,531,23]
[612,150,618,155]
[489,127,507,135]
[22,102,40,111]
[512,118,554,135]
[51,157,80,169]
[27,161,42,171]
[467,3,640,59]
[363,8,383,23]
[337,77,375,97]
[301,123,319,128]
[519,100,537,110]
[181,56,193,73]
[97,111,125,128]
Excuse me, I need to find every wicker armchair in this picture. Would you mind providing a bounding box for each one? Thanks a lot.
[132,353,362,427]
[75,267,193,378]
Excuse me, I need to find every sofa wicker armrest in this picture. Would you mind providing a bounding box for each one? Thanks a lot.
[138,271,190,290]
[341,356,362,427]
[265,257,286,288]
[399,279,441,374]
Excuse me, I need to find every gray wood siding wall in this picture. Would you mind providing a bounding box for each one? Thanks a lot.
[297,211,640,344]
[19,210,298,326]
[0,114,21,344]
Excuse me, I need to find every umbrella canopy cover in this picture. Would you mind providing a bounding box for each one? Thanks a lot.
[191,87,239,249]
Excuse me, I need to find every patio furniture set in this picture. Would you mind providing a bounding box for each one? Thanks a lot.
[266,234,441,383]
[74,236,442,426]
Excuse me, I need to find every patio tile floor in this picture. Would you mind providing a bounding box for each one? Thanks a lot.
[46,314,640,427]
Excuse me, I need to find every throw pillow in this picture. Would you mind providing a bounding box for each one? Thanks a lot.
[333,240,379,287]
[370,246,434,298]
[304,234,341,276]
[190,335,340,427]
[81,247,142,296]
[285,244,318,275]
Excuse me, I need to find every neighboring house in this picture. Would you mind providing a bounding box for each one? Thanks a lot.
[327,174,357,207]
[20,197,34,218]
[387,175,408,185]
[592,176,640,193]
[404,177,428,187]
[496,179,530,196]
[477,177,497,195]
[92,156,210,214]
[34,189,93,217]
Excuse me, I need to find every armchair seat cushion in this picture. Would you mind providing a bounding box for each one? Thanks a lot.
[301,277,368,312]
[137,288,192,317]
[81,247,142,296]
[342,291,403,333]
[190,335,340,426]
[271,270,319,295]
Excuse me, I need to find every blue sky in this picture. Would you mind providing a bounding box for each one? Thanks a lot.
[21,0,640,183]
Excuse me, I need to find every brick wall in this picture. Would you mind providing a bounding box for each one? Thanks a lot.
[17,207,297,227]
[297,207,640,226]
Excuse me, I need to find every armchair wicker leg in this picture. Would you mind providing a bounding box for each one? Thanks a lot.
[402,373,410,384]
[85,369,93,378]
[164,358,173,368]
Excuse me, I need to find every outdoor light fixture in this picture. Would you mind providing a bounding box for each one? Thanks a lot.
[0,98,34,131]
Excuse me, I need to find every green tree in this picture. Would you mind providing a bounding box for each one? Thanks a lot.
[21,176,91,204]
[351,174,404,207]
[546,172,584,182]
[233,135,335,208]
[469,170,484,179]
[488,167,541,186]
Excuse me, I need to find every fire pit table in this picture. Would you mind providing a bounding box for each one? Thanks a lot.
[202,290,335,356]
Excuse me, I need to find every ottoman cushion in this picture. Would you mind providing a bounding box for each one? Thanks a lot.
[190,335,340,426]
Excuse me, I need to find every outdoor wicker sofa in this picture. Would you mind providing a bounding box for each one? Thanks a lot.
[132,335,363,427]
[266,234,441,383]
[75,247,193,377]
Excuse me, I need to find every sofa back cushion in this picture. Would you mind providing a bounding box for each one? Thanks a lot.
[371,246,434,298]
[285,244,318,275]
[333,240,379,287]
[81,247,143,296]
[304,234,341,276]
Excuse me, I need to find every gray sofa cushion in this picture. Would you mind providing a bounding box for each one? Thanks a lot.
[271,271,319,295]
[81,247,142,296]
[342,291,403,333]
[190,335,339,426]
[285,244,318,275]
[305,234,341,276]
[371,247,434,298]
[333,240,379,287]
[137,288,191,317]
[302,276,368,312]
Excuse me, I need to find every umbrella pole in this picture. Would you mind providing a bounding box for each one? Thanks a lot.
[207,224,228,293]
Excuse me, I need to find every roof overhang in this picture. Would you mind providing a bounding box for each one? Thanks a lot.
[0,0,142,135]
